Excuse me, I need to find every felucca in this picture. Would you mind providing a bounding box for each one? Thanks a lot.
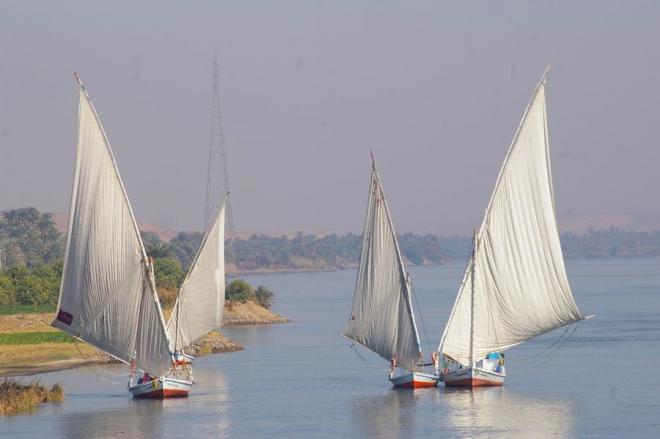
[53,74,192,398]
[437,66,592,387]
[343,155,439,388]
[166,199,227,366]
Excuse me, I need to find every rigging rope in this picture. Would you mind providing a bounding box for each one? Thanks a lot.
[507,323,578,363]
[348,343,389,372]
[74,343,125,384]
[410,283,433,357]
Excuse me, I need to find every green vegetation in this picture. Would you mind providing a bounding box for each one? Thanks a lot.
[0,332,77,345]
[5,207,660,309]
[0,262,62,306]
[0,208,64,268]
[0,379,64,415]
[226,279,255,303]
[255,286,274,309]
[0,304,56,315]
[169,231,204,271]
[152,257,185,290]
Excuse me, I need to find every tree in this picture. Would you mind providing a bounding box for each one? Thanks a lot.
[169,232,204,271]
[153,257,184,290]
[141,232,172,260]
[0,271,15,306]
[0,208,64,268]
[226,279,254,303]
[254,286,274,309]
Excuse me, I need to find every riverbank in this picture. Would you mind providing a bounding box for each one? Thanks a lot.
[0,300,287,377]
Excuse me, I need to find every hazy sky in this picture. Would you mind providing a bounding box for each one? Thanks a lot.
[1,1,660,235]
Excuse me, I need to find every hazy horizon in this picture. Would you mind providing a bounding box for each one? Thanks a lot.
[2,1,660,236]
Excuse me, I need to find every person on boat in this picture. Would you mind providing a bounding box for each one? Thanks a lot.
[485,352,505,373]
[389,356,397,379]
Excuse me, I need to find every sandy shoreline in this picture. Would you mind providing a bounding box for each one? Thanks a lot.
[0,358,113,378]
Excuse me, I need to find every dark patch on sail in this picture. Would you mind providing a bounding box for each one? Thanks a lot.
[56,309,74,326]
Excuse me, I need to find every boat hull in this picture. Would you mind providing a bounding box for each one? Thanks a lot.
[389,371,439,388]
[129,377,192,399]
[173,351,194,366]
[442,367,504,387]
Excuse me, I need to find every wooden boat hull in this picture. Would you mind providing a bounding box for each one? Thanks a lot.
[129,377,192,399]
[389,371,439,388]
[442,367,504,387]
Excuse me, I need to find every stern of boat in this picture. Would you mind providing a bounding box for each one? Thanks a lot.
[129,376,192,399]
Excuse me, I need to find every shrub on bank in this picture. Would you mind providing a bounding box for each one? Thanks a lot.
[0,379,64,416]
[226,279,254,303]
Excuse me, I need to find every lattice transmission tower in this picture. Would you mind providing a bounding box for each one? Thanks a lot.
[204,54,233,234]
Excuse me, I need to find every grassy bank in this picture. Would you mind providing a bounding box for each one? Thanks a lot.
[0,379,63,415]
[0,332,76,345]
[0,305,56,316]
[0,312,106,376]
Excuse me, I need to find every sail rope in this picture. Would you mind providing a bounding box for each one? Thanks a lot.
[73,343,125,384]
[507,323,578,363]
[349,343,389,372]
[410,283,433,358]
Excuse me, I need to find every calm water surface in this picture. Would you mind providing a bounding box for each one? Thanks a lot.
[1,258,659,438]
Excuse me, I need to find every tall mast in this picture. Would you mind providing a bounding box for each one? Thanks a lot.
[204,53,231,232]
[469,229,477,367]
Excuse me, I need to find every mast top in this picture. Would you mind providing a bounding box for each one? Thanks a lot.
[73,72,85,90]
[540,63,552,84]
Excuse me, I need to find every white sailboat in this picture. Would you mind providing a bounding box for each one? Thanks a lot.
[53,74,192,398]
[343,156,439,388]
[437,66,592,387]
[166,200,227,365]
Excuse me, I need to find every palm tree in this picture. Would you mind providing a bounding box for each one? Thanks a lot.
[255,286,274,309]
[146,242,172,259]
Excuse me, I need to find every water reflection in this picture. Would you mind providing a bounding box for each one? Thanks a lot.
[352,389,441,438]
[351,387,573,438]
[57,369,230,439]
[58,401,165,439]
[441,387,574,437]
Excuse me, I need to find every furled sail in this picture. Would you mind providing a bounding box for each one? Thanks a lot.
[53,78,173,377]
[343,162,422,372]
[167,200,226,349]
[439,69,585,366]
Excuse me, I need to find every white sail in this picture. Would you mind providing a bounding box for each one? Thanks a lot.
[53,80,173,377]
[439,70,585,366]
[343,163,422,372]
[167,200,226,349]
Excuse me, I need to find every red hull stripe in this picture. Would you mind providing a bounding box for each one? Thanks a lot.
[133,388,189,399]
[394,379,438,389]
[445,377,502,387]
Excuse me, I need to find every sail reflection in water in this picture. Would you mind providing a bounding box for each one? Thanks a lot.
[442,388,574,437]
[351,391,422,438]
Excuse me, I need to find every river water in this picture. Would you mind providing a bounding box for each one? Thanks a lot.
[1,258,659,438]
